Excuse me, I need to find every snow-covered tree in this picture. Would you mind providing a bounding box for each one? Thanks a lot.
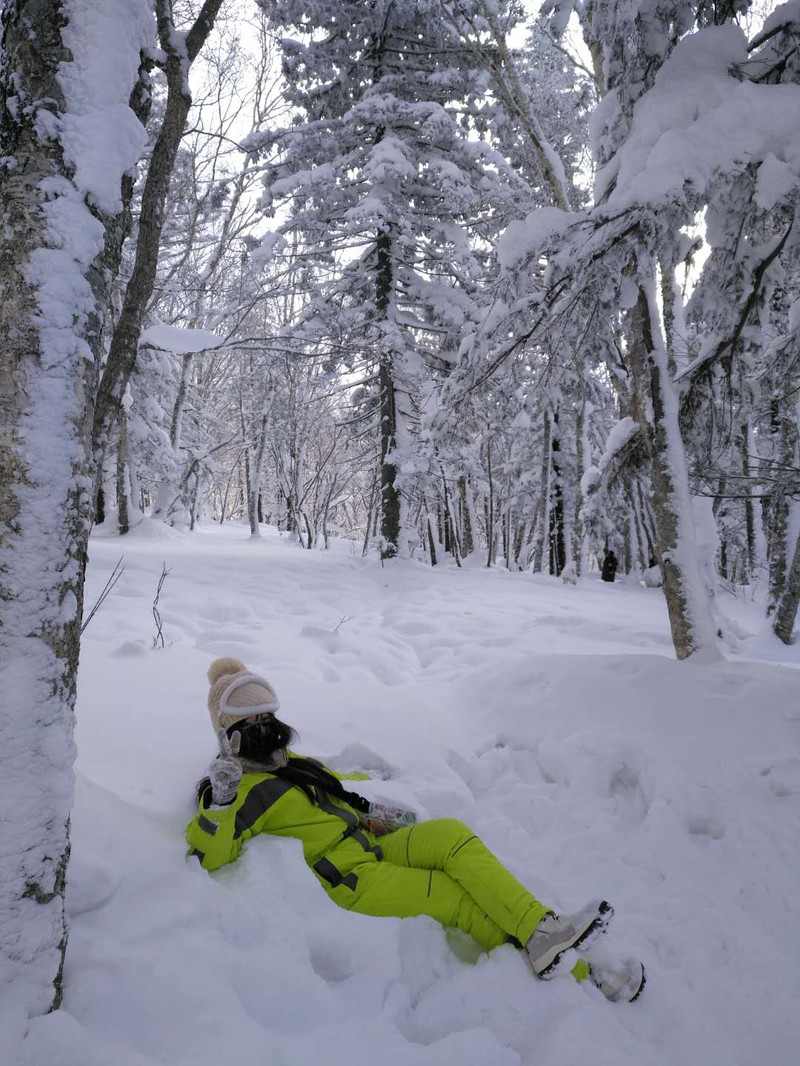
[249,0,528,558]
[0,0,154,1015]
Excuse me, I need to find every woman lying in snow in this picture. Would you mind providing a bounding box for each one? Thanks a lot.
[187,658,644,1002]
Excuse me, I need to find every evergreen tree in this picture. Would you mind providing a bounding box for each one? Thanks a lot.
[251,0,525,557]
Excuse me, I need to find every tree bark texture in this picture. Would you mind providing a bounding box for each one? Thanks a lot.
[457,477,474,557]
[248,415,269,535]
[151,350,193,523]
[116,408,131,535]
[773,520,800,644]
[549,415,566,575]
[532,408,552,572]
[766,404,796,614]
[0,0,139,1015]
[376,227,401,558]
[91,0,225,483]
[628,282,718,660]
[572,399,588,576]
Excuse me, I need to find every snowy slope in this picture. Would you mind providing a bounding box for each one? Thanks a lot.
[9,522,800,1065]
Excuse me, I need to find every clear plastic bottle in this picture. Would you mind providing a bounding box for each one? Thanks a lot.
[360,802,417,835]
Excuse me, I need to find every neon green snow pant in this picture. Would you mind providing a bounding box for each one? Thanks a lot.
[324,818,550,952]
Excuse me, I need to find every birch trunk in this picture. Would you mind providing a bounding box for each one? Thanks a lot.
[629,280,719,660]
[0,0,145,1015]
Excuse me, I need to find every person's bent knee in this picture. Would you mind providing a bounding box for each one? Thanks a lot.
[430,818,475,850]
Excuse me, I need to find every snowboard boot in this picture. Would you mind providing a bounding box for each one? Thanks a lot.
[526,899,613,978]
[573,946,646,1003]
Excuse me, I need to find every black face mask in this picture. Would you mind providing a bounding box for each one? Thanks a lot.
[230,715,295,764]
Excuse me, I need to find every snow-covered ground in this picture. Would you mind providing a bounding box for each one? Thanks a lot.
[10,522,800,1065]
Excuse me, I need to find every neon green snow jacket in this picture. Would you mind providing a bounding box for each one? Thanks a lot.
[186,755,377,887]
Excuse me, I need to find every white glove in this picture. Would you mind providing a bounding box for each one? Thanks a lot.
[209,728,242,807]
[359,802,417,836]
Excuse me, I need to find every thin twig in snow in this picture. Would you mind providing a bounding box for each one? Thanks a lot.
[152,562,171,649]
[81,557,125,635]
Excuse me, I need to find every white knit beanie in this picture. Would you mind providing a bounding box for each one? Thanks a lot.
[207,657,281,733]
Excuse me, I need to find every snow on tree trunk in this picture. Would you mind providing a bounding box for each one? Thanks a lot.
[0,0,152,1016]
[572,398,591,576]
[629,279,719,661]
[773,519,800,644]
[151,349,194,525]
[457,477,475,557]
[376,226,403,559]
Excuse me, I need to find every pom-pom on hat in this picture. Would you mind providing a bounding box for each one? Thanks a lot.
[207,657,281,733]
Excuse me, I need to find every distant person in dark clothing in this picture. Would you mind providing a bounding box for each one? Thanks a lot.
[601,549,618,583]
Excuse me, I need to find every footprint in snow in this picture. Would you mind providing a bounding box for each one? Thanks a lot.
[759,759,800,797]
[608,761,650,826]
[686,813,726,841]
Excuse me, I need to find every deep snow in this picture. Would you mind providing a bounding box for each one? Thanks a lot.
[8,521,800,1065]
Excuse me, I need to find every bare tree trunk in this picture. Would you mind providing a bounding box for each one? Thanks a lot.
[532,409,552,572]
[152,350,192,522]
[170,354,192,453]
[376,227,401,559]
[767,403,796,614]
[773,524,800,644]
[573,398,588,576]
[239,394,251,520]
[635,477,656,562]
[220,455,240,525]
[362,474,378,556]
[549,412,566,575]
[457,476,474,556]
[486,439,495,567]
[427,511,439,566]
[116,409,131,535]
[740,423,755,582]
[96,485,106,525]
[628,280,718,660]
[629,484,649,571]
[91,0,225,487]
[90,54,154,520]
[248,415,269,535]
[447,496,462,568]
